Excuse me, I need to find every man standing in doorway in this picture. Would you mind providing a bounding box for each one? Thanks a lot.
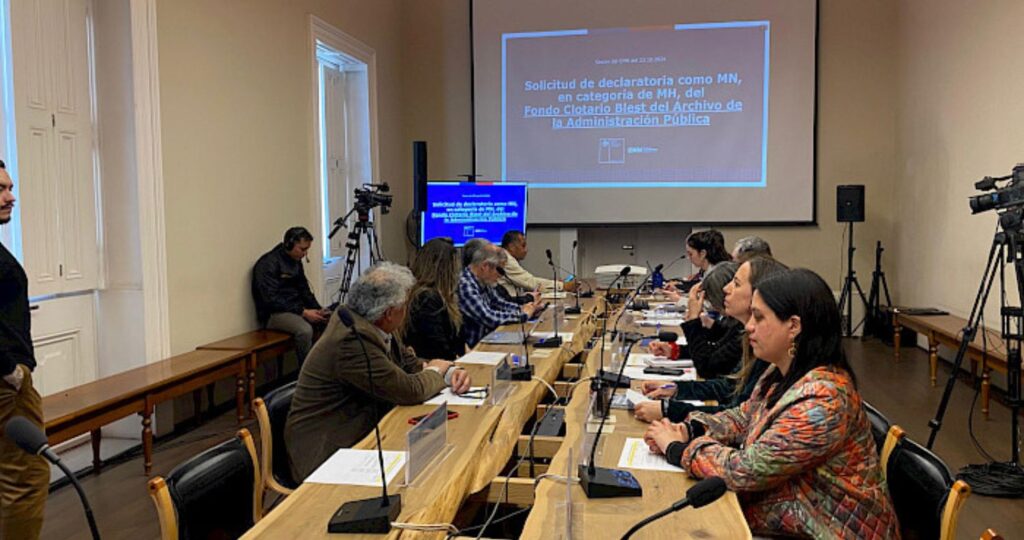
[252,226,329,363]
[0,160,50,539]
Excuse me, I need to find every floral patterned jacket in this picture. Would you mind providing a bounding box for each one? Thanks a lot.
[682,365,900,539]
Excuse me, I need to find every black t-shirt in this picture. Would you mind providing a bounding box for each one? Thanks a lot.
[0,242,34,375]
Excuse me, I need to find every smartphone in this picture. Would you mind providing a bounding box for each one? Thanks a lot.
[643,366,686,376]
[408,410,459,425]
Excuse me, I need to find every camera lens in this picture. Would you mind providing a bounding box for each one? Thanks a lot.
[969,193,998,214]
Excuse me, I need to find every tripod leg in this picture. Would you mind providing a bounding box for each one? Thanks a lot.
[927,238,1003,449]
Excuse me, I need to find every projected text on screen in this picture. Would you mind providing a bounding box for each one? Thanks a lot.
[421,183,528,247]
[503,22,769,188]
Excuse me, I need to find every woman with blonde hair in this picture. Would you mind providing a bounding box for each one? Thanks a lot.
[404,237,466,360]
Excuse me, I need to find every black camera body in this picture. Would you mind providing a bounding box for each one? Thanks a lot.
[354,183,392,215]
[969,164,1024,215]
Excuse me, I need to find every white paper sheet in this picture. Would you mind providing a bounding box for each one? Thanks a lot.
[623,365,697,382]
[456,351,508,366]
[305,449,407,486]
[627,353,693,368]
[641,310,685,320]
[617,438,685,473]
[425,387,489,406]
[541,291,568,300]
[638,319,684,327]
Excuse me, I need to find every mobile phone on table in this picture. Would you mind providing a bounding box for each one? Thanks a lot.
[408,410,459,425]
[643,366,686,376]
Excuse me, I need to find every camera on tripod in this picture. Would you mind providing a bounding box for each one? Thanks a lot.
[354,183,392,215]
[969,163,1024,215]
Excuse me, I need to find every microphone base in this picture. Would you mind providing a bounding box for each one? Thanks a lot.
[564,305,582,315]
[578,464,643,499]
[328,494,402,534]
[509,364,535,381]
[579,291,595,298]
[534,335,563,348]
[599,371,631,389]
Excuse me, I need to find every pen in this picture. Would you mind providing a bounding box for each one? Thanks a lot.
[659,383,677,390]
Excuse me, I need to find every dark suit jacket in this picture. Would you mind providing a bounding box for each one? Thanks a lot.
[285,308,446,481]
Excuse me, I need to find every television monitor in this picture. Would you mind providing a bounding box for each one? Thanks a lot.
[420,182,528,247]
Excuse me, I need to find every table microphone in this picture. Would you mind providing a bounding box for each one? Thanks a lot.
[620,477,728,539]
[5,416,102,540]
[606,265,632,303]
[328,309,402,533]
[496,266,535,380]
[658,331,679,343]
[535,249,563,348]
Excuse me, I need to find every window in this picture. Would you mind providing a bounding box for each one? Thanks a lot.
[316,43,372,262]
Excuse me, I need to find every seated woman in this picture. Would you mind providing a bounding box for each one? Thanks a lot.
[648,262,740,379]
[636,257,787,422]
[403,237,466,360]
[661,229,731,301]
[643,269,900,539]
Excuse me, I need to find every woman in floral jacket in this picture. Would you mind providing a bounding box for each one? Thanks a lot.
[644,269,899,539]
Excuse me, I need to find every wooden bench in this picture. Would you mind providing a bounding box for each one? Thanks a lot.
[893,311,1007,416]
[195,330,294,416]
[43,348,249,474]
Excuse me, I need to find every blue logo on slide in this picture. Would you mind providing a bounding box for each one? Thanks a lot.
[599,138,625,164]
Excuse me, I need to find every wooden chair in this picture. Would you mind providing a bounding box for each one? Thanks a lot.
[148,429,262,540]
[886,431,970,540]
[252,382,299,499]
[880,425,905,480]
[981,528,1004,540]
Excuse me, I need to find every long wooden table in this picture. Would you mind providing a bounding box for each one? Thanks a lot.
[892,311,1007,416]
[241,300,599,539]
[43,348,249,474]
[520,313,751,539]
[196,329,294,417]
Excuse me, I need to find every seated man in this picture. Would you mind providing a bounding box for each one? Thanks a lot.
[498,230,576,298]
[459,243,541,347]
[285,262,471,481]
[251,226,328,363]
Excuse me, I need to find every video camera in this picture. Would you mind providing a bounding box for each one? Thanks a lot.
[969,164,1024,215]
[354,182,392,215]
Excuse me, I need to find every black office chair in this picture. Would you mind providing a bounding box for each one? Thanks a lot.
[253,381,299,497]
[148,429,262,540]
[862,400,890,454]
[886,434,970,540]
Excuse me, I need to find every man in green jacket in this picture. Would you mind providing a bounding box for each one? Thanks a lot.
[286,262,471,481]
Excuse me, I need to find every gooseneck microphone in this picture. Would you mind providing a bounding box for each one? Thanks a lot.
[328,309,402,533]
[620,477,728,539]
[496,266,535,380]
[5,416,102,540]
[536,249,563,348]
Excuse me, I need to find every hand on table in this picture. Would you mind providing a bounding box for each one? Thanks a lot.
[634,401,664,423]
[643,418,689,455]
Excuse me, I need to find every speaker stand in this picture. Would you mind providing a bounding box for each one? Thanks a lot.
[837,222,869,337]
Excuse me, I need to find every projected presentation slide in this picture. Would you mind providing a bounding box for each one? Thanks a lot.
[421,182,528,247]
[503,22,769,188]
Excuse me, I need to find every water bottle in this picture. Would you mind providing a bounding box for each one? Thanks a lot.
[651,265,665,290]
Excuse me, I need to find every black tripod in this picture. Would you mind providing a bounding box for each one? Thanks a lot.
[927,219,1024,494]
[837,222,870,337]
[329,204,385,304]
[864,241,893,339]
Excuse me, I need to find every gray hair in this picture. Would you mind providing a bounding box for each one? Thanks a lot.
[470,243,506,267]
[346,262,415,322]
[733,236,772,262]
[702,261,739,312]
[461,238,489,268]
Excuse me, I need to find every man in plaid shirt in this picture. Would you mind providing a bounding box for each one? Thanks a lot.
[459,243,541,346]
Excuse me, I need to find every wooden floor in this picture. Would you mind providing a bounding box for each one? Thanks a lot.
[39,339,1024,539]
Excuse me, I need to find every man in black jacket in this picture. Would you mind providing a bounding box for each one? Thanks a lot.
[0,160,50,539]
[252,227,328,363]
